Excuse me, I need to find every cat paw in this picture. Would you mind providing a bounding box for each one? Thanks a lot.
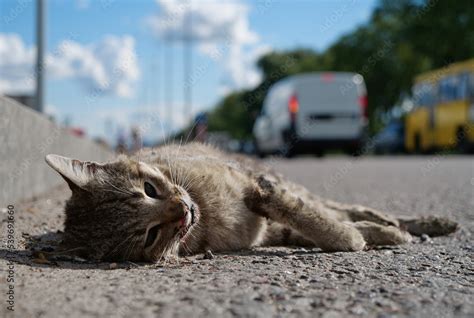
[319,225,366,252]
[255,175,276,198]
[243,176,274,217]
[353,221,412,246]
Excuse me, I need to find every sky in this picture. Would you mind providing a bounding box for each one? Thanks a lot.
[0,0,377,144]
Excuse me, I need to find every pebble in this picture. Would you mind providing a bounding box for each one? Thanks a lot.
[203,250,214,260]
[421,234,432,242]
[379,287,388,293]
[349,304,366,315]
[322,310,341,318]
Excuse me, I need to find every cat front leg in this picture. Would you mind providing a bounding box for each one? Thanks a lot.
[244,175,366,252]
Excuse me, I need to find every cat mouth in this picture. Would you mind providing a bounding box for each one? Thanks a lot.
[144,224,161,248]
[144,204,199,249]
[179,204,199,240]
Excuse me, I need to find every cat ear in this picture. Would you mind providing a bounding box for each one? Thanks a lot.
[45,154,104,190]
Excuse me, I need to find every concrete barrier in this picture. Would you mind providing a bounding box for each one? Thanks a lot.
[0,96,113,206]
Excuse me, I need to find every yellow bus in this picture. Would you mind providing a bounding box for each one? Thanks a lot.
[405,59,474,153]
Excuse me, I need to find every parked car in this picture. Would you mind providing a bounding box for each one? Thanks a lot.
[253,72,368,157]
[225,139,256,155]
[373,121,405,154]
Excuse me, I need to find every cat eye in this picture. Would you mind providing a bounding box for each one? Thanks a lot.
[144,182,159,199]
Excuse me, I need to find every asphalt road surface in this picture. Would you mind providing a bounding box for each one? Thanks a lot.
[1,156,473,318]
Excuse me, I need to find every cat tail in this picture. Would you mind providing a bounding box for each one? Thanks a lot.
[397,216,459,237]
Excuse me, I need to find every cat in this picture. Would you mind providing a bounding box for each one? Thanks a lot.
[45,142,458,262]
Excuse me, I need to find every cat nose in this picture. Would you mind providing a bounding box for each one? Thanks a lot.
[179,197,192,210]
[164,196,188,220]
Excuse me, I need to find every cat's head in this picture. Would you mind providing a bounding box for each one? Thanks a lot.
[45,154,199,262]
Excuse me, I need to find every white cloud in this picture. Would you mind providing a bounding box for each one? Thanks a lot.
[146,0,270,91]
[0,33,140,98]
[75,0,91,10]
[44,104,59,117]
[0,33,36,94]
[148,0,258,43]
[49,35,140,97]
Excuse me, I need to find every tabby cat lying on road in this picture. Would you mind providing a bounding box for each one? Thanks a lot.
[45,143,458,262]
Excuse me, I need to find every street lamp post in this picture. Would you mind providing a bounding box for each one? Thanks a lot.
[35,0,46,113]
[183,4,193,124]
[164,41,174,138]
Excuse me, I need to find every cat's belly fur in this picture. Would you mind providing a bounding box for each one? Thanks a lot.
[181,158,268,254]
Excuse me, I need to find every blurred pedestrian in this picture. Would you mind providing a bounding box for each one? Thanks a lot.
[194,112,208,143]
[116,130,127,154]
[131,126,142,153]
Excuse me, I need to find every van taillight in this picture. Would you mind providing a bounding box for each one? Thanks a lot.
[321,73,334,82]
[359,95,368,119]
[288,94,299,122]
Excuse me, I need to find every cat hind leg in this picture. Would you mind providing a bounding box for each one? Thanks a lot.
[244,175,366,252]
[350,221,412,246]
[323,201,458,237]
[323,200,399,227]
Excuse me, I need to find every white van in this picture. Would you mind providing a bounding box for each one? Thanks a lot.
[253,72,368,157]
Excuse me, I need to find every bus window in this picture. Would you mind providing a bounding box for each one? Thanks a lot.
[440,75,461,102]
[439,77,449,102]
[414,82,436,107]
[470,73,474,101]
[458,73,469,100]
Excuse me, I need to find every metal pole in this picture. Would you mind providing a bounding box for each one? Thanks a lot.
[184,6,192,124]
[35,0,46,113]
[164,42,173,137]
[155,46,160,124]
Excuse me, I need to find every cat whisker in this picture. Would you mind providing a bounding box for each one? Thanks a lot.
[169,154,177,185]
[124,236,140,261]
[101,189,131,197]
[171,242,180,265]
[103,180,134,196]
[156,115,175,185]
[104,233,135,259]
[158,239,174,264]
[177,172,200,193]
[183,118,200,145]
[180,241,192,255]
[44,246,85,258]
[103,184,131,196]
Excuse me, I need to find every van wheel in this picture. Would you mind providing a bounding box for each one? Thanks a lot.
[414,134,422,154]
[374,147,383,155]
[282,142,295,158]
[344,145,361,157]
[254,142,267,158]
[456,127,470,154]
[257,151,266,159]
[281,130,297,158]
